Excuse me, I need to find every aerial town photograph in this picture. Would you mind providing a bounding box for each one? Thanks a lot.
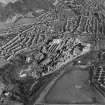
[0,0,105,105]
